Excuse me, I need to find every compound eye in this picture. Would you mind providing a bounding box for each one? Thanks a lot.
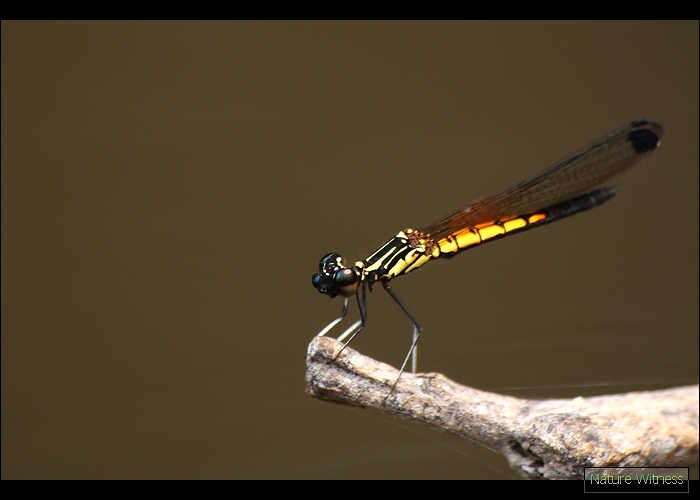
[333,268,359,297]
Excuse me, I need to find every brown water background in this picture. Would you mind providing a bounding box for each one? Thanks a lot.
[2,21,698,479]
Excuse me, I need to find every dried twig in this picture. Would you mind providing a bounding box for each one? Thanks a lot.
[305,336,699,479]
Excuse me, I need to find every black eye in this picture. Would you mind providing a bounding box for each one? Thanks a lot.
[333,268,359,297]
[334,268,357,287]
[313,254,358,298]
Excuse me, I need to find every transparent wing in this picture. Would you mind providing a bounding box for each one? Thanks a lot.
[418,120,663,241]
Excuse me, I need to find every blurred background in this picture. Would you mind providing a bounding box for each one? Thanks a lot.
[2,21,697,479]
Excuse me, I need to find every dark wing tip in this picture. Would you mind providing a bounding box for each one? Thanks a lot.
[628,120,663,154]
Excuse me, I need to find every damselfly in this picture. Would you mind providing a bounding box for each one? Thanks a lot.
[312,120,663,391]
